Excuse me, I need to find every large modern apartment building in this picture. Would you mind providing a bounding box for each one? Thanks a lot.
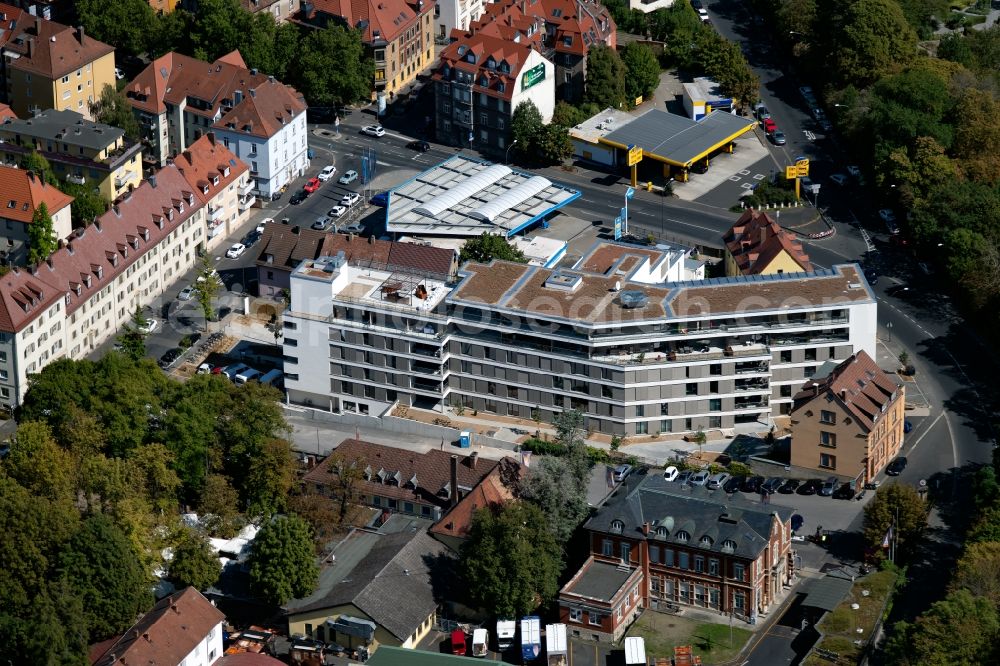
[282,241,877,436]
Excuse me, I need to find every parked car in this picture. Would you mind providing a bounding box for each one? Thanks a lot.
[741,476,764,493]
[311,217,330,230]
[289,190,307,205]
[865,269,879,286]
[778,479,800,494]
[340,192,361,207]
[833,483,856,500]
[846,165,865,184]
[755,104,770,121]
[407,140,431,152]
[256,218,272,234]
[763,118,777,134]
[798,478,823,495]
[878,209,899,234]
[196,363,212,374]
[225,243,246,259]
[222,363,250,381]
[196,269,220,285]
[371,191,389,206]
[362,124,386,137]
[158,347,183,368]
[613,464,633,482]
[139,318,158,334]
[707,472,732,490]
[676,470,694,485]
[328,205,347,218]
[886,456,908,476]
[689,470,711,486]
[769,130,786,145]
[697,7,710,22]
[115,67,125,80]
[339,223,364,235]
[763,477,784,494]
[820,476,838,496]
[338,170,359,185]
[663,466,680,482]
[303,177,321,193]
[243,230,262,247]
[317,165,337,181]
[723,476,744,493]
[177,285,195,301]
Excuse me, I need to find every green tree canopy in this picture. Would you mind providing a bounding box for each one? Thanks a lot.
[21,151,57,185]
[5,421,76,503]
[76,0,156,58]
[291,25,374,107]
[62,181,110,227]
[460,501,563,618]
[622,42,661,103]
[118,306,151,362]
[459,233,527,264]
[90,84,141,142]
[199,474,243,538]
[28,201,57,266]
[194,254,221,330]
[825,0,918,87]
[248,515,319,605]
[512,100,544,159]
[243,438,295,518]
[169,530,222,591]
[59,514,152,641]
[583,44,627,109]
[904,588,999,665]
[520,456,589,543]
[863,483,928,561]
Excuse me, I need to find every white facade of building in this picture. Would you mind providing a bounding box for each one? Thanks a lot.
[436,0,486,40]
[512,48,556,123]
[216,109,308,199]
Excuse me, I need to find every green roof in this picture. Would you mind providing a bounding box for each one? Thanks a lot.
[367,646,486,665]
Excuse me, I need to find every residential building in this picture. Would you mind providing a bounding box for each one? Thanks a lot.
[0,102,15,121]
[302,438,497,519]
[242,0,301,22]
[789,350,905,486]
[0,108,143,201]
[723,209,812,277]
[124,50,308,199]
[285,515,453,649]
[0,163,205,407]
[558,473,795,640]
[147,0,180,12]
[628,0,673,12]
[4,0,68,22]
[429,456,522,551]
[299,0,435,101]
[1,17,116,120]
[433,32,555,154]
[0,165,73,265]
[435,0,486,40]
[255,223,455,297]
[91,587,226,666]
[281,241,877,436]
[173,131,251,249]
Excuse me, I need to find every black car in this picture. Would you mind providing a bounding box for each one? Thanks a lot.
[158,347,183,368]
[886,456,908,476]
[741,475,764,493]
[723,476,744,493]
[243,230,262,247]
[407,140,430,152]
[865,269,879,286]
[798,478,823,495]
[271,191,283,202]
[778,479,800,494]
[833,483,856,500]
[289,190,307,205]
[761,477,784,495]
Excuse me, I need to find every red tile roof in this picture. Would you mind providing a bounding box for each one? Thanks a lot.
[429,457,522,543]
[434,32,538,102]
[4,17,114,79]
[0,163,202,333]
[791,351,902,434]
[0,166,74,224]
[465,0,615,57]
[173,132,249,206]
[306,0,434,44]
[0,103,14,122]
[91,588,225,666]
[724,209,812,275]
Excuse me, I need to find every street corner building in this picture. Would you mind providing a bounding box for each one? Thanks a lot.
[558,472,796,641]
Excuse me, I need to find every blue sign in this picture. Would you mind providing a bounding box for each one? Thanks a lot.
[614,216,622,240]
[626,186,636,200]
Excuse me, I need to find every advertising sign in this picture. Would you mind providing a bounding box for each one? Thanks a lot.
[521,63,545,91]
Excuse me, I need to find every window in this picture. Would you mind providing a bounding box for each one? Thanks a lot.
[570,608,582,622]
[635,421,648,434]
[675,531,689,543]
[602,539,613,556]
[734,591,746,611]
[620,543,631,562]
[709,399,721,412]
[588,612,601,626]
[721,539,736,553]
[710,363,722,375]
[820,453,837,469]
[610,519,624,534]
[686,382,698,396]
[661,402,669,416]
[649,545,660,564]
[733,563,745,581]
[780,385,792,397]
[805,348,817,361]
[635,404,644,417]
[709,558,719,576]
[709,380,719,394]
[780,350,792,363]
[694,556,704,573]
[709,416,722,428]
[663,548,674,566]
[820,431,837,448]
[660,419,671,433]
[820,410,836,424]
[678,552,689,569]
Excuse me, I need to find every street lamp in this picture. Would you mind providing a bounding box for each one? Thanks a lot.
[505,139,518,165]
[885,321,893,342]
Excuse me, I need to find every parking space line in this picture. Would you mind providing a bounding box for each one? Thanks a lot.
[729,175,742,181]
[753,173,766,180]
[739,169,751,175]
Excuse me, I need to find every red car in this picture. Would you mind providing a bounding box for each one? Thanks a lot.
[450,629,467,655]
[763,118,777,134]
[303,177,321,193]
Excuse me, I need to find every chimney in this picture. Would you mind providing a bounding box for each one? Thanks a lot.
[450,455,459,508]
[291,225,300,235]
[149,174,157,188]
[76,25,85,45]
[143,632,151,642]
[207,131,216,145]
[57,239,64,249]
[368,235,375,244]
[171,603,180,614]
[643,521,650,535]
[34,16,41,34]
[470,451,478,469]
[840,389,847,401]
[761,226,767,245]
[26,36,34,57]
[26,170,35,182]
[183,149,192,163]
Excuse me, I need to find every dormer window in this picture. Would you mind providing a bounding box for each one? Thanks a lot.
[140,227,149,241]
[94,265,103,279]
[675,530,690,543]
[83,275,92,288]
[610,519,624,534]
[211,175,220,186]
[498,82,506,93]
[656,526,669,537]
[457,45,467,57]
[201,185,210,195]
[721,539,737,553]
[499,60,510,74]
[486,57,496,70]
[700,535,714,547]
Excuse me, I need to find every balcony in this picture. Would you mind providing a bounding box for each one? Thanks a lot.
[411,344,442,358]
[735,398,769,410]
[238,195,256,211]
[66,174,86,185]
[592,341,769,366]
[207,206,224,222]
[735,361,769,375]
[412,361,444,376]
[239,179,254,196]
[411,377,443,392]
[114,169,136,189]
[735,378,769,392]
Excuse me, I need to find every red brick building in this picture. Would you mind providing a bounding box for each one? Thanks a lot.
[558,472,795,641]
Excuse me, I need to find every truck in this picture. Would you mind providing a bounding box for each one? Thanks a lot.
[521,616,541,662]
[472,628,489,658]
[451,629,467,656]
[496,620,516,651]
[545,623,567,666]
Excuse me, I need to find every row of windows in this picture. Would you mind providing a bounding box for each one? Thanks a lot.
[601,540,746,580]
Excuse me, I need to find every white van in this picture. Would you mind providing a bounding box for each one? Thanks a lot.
[258,368,284,388]
[235,368,262,384]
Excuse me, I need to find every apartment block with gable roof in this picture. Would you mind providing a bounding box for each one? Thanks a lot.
[124,50,307,199]
[173,132,251,249]
[723,209,812,277]
[298,0,435,101]
[0,15,116,120]
[0,163,205,407]
[0,165,73,266]
[789,350,905,486]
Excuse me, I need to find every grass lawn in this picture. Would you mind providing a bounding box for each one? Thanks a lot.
[626,611,752,665]
[802,569,897,666]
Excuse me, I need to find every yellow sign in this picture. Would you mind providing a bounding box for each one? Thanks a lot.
[635,96,643,106]
[795,158,809,177]
[785,166,798,180]
[627,145,643,167]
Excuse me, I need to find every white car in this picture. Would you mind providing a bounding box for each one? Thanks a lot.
[338,170,358,185]
[328,205,347,218]
[689,470,710,486]
[340,192,361,207]
[115,67,124,80]
[698,8,710,22]
[257,218,273,234]
[613,464,633,483]
[196,363,212,375]
[317,165,337,181]
[196,268,221,284]
[139,318,158,334]
[663,466,680,482]
[225,243,246,259]
[362,125,385,137]
[177,286,195,301]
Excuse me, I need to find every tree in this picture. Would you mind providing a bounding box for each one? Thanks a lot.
[952,541,1000,607]
[21,150,57,185]
[129,442,182,513]
[460,501,563,617]
[90,84,141,142]
[863,483,928,560]
[5,421,77,502]
[63,182,109,227]
[248,515,319,605]
[243,438,295,518]
[0,578,90,665]
[291,25,374,107]
[553,409,590,486]
[199,474,243,538]
[551,101,588,128]
[459,233,527,264]
[76,0,156,57]
[511,100,544,159]
[28,202,57,265]
[520,456,589,543]
[288,487,340,551]
[169,529,222,591]
[194,255,221,330]
[906,589,999,665]
[323,453,366,524]
[59,514,152,640]
[583,44,627,109]
[827,0,918,87]
[117,306,151,362]
[622,42,661,103]
[535,124,574,164]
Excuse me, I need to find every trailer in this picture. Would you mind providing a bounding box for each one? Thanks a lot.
[545,623,568,666]
[521,616,541,662]
[497,620,516,651]
[472,628,489,658]
[624,636,646,665]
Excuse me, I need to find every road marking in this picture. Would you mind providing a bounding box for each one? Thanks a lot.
[729,175,742,181]
[753,173,766,180]
[906,411,944,456]
[739,169,751,175]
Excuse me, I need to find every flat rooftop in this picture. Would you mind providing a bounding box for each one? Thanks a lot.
[386,155,580,238]
[567,106,637,144]
[563,558,635,602]
[1,108,125,150]
[295,255,450,314]
[683,77,730,103]
[603,109,755,167]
